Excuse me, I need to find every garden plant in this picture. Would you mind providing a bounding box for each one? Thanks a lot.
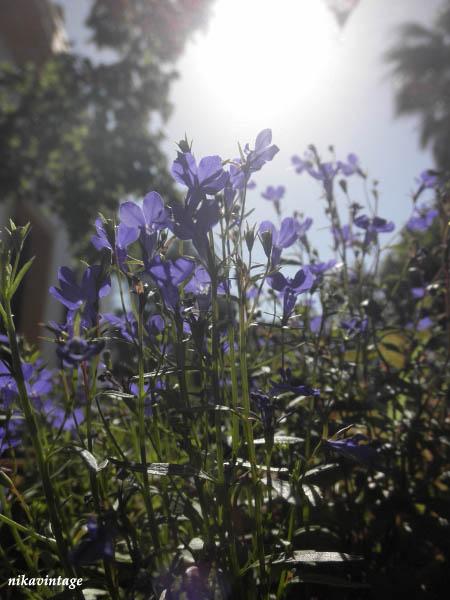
[0,129,449,599]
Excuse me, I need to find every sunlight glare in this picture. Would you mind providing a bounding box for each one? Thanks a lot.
[189,0,337,127]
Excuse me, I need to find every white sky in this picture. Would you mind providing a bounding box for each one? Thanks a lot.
[60,0,443,257]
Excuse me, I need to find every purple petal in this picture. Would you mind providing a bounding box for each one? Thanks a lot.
[119,202,145,228]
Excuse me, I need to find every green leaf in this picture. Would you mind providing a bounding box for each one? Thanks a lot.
[288,573,370,589]
[77,448,109,473]
[247,550,363,569]
[108,458,214,481]
[7,256,35,299]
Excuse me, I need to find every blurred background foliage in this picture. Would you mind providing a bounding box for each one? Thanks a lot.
[0,0,212,246]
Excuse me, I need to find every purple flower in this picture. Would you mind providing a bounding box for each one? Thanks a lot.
[230,129,279,189]
[341,316,368,337]
[129,382,153,417]
[411,287,425,299]
[169,198,220,264]
[56,336,105,367]
[0,416,21,455]
[416,169,440,190]
[332,224,360,247]
[295,217,313,238]
[259,218,298,265]
[406,204,438,232]
[251,391,276,433]
[291,154,312,174]
[1,361,53,409]
[91,218,135,270]
[70,517,116,565]
[0,361,19,408]
[43,401,84,432]
[147,255,195,311]
[271,381,320,397]
[261,185,285,214]
[172,153,228,209]
[50,265,111,328]
[245,129,279,173]
[354,215,395,245]
[326,434,376,464]
[308,259,337,275]
[119,192,170,265]
[337,153,361,176]
[268,267,315,323]
[417,316,433,331]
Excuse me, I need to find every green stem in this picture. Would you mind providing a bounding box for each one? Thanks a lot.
[0,300,84,599]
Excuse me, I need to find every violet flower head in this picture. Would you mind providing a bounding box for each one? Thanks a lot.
[50,265,111,328]
[326,434,376,465]
[271,368,320,397]
[0,360,19,408]
[147,255,195,311]
[70,517,116,566]
[231,129,279,189]
[416,169,440,190]
[261,185,285,207]
[43,401,84,432]
[406,204,438,233]
[332,224,360,248]
[308,259,337,275]
[341,316,368,337]
[119,192,170,266]
[411,287,425,299]
[91,218,135,270]
[295,217,313,238]
[184,265,227,311]
[172,152,227,208]
[268,267,315,323]
[337,153,361,176]
[259,218,298,265]
[354,215,395,245]
[291,154,313,174]
[56,336,105,367]
[0,416,21,455]
[251,391,276,434]
[169,198,220,264]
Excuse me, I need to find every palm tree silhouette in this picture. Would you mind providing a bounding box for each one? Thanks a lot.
[386,3,450,170]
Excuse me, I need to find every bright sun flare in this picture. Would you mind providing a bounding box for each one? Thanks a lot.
[190,0,337,126]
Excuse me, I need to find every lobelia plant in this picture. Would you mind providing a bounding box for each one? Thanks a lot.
[0,130,449,599]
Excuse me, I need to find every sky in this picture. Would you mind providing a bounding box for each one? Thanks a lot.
[59,0,442,258]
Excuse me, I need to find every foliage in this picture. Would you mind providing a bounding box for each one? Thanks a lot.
[0,0,211,246]
[0,130,449,599]
[386,0,450,171]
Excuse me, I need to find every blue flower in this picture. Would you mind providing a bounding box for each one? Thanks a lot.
[50,265,111,328]
[172,152,228,209]
[70,517,116,565]
[261,185,285,214]
[416,169,440,190]
[119,192,170,266]
[354,215,395,245]
[326,434,376,465]
[295,217,313,238]
[259,218,298,265]
[268,267,314,323]
[147,255,195,311]
[169,198,220,264]
[308,259,337,275]
[251,391,276,433]
[406,204,438,232]
[341,316,368,337]
[230,129,279,189]
[337,153,361,176]
[56,336,105,367]
[91,218,135,270]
